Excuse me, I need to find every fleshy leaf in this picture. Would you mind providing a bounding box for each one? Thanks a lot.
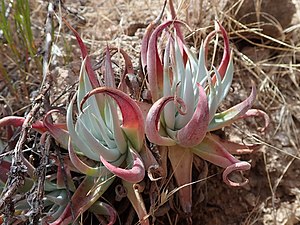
[100,148,145,183]
[105,47,135,93]
[210,133,259,155]
[43,110,69,149]
[168,145,193,213]
[49,175,115,225]
[173,39,195,129]
[208,83,257,131]
[81,87,145,151]
[203,21,230,85]
[207,56,234,122]
[176,83,209,147]
[104,45,116,88]
[239,109,270,132]
[140,0,167,74]
[123,181,149,225]
[192,134,251,186]
[76,114,121,162]
[163,37,176,130]
[223,162,251,187]
[0,116,65,133]
[56,162,76,192]
[64,19,99,88]
[45,190,68,206]
[89,201,117,225]
[67,95,101,161]
[145,96,182,146]
[168,0,185,42]
[147,20,185,101]
[68,138,111,177]
[213,21,230,83]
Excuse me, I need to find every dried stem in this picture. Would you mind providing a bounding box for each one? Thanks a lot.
[41,1,55,87]
[0,101,41,224]
[26,135,51,224]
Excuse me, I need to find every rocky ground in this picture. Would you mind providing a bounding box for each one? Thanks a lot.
[1,0,300,224]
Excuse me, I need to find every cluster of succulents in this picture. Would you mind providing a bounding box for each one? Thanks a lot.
[0,0,269,224]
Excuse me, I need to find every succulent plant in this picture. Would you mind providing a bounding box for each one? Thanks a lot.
[142,18,269,213]
[44,23,151,225]
[0,1,270,223]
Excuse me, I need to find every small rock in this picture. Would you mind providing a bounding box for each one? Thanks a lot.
[244,192,257,207]
[274,132,291,147]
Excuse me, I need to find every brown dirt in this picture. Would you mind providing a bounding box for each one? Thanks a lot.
[1,0,300,224]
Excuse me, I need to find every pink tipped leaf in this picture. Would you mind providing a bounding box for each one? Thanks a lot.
[49,175,115,225]
[104,45,116,88]
[204,21,230,85]
[176,83,209,147]
[223,161,251,187]
[192,134,240,168]
[64,19,99,88]
[0,116,57,133]
[207,59,234,122]
[100,148,145,183]
[43,110,69,149]
[239,109,270,132]
[89,201,117,225]
[68,138,114,177]
[141,0,167,74]
[147,20,185,101]
[210,133,259,155]
[80,87,145,151]
[208,83,257,131]
[214,21,230,83]
[168,0,188,63]
[168,0,184,40]
[145,96,184,146]
[104,47,135,92]
[192,134,251,186]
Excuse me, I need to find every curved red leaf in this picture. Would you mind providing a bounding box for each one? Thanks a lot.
[90,202,117,225]
[140,0,167,74]
[104,45,115,88]
[43,110,69,149]
[0,116,65,133]
[208,83,257,131]
[239,109,270,132]
[192,134,251,187]
[223,161,251,187]
[64,19,99,88]
[80,87,145,151]
[204,21,230,84]
[100,148,145,183]
[147,20,185,101]
[105,47,134,91]
[145,96,184,146]
[176,83,209,147]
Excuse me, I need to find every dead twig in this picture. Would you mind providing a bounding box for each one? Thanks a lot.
[0,100,41,224]
[26,135,51,224]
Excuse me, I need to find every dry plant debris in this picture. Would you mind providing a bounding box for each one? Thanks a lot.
[0,0,299,224]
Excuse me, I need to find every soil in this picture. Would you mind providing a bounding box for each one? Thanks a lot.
[1,0,300,224]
